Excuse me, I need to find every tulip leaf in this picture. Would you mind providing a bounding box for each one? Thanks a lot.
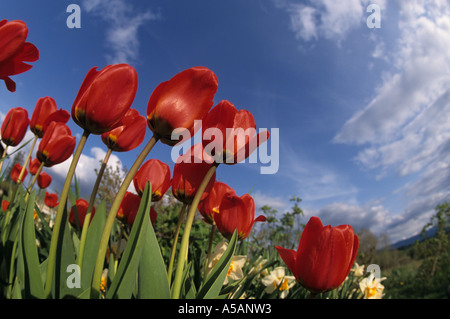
[19,191,45,299]
[136,212,171,299]
[196,230,237,299]
[80,201,106,295]
[106,182,152,299]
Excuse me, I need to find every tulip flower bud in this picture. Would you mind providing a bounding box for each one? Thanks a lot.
[1,107,29,147]
[215,193,266,240]
[44,192,59,208]
[147,66,218,146]
[69,198,95,229]
[37,171,52,189]
[276,216,359,295]
[133,159,171,201]
[30,96,70,138]
[101,108,146,152]
[72,64,138,134]
[36,121,76,167]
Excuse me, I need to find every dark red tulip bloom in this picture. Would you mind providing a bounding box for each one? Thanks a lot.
[37,171,52,189]
[44,192,59,208]
[1,107,29,147]
[133,159,171,201]
[172,144,216,205]
[11,163,27,183]
[202,100,270,165]
[198,181,236,225]
[2,200,9,211]
[72,64,138,134]
[214,193,266,240]
[276,216,359,295]
[147,66,218,146]
[28,157,41,175]
[30,96,70,138]
[0,19,39,92]
[118,192,157,226]
[117,191,141,224]
[36,121,76,167]
[101,108,146,152]
[69,198,95,229]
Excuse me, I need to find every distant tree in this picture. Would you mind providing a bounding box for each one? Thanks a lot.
[357,228,378,265]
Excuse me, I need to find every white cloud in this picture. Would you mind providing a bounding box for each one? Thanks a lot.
[276,0,386,42]
[82,0,160,64]
[48,146,126,197]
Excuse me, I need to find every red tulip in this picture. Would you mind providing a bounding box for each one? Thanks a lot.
[30,96,70,138]
[10,163,27,183]
[2,200,9,212]
[69,198,95,229]
[214,193,266,240]
[147,66,218,146]
[198,181,236,225]
[44,192,59,208]
[101,108,147,152]
[0,19,39,92]
[37,171,52,189]
[172,144,216,205]
[72,64,138,134]
[276,216,359,295]
[28,157,41,175]
[118,192,157,226]
[117,191,141,224]
[201,100,270,165]
[1,107,29,147]
[36,121,76,167]
[133,159,171,201]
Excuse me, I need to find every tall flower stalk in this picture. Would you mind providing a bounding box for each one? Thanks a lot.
[44,130,89,298]
[90,135,159,299]
[171,162,219,299]
[77,147,112,269]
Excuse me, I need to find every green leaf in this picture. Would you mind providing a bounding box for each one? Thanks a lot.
[80,201,106,294]
[196,230,238,299]
[137,208,171,298]
[20,191,45,298]
[106,182,152,299]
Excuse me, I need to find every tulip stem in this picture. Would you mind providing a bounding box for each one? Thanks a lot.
[171,163,219,299]
[90,135,159,299]
[203,224,216,281]
[25,161,44,203]
[0,146,8,175]
[44,129,90,299]
[77,147,112,269]
[167,203,187,286]
[17,135,38,184]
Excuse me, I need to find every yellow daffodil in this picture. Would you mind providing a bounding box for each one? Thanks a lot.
[352,262,365,277]
[206,241,247,285]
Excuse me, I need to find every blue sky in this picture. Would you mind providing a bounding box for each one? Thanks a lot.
[1,0,450,244]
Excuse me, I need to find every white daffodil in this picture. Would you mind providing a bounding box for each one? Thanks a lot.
[352,263,365,277]
[261,266,296,299]
[206,240,247,285]
[359,272,386,299]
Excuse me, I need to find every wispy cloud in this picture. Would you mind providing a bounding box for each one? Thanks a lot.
[275,0,386,42]
[82,0,160,64]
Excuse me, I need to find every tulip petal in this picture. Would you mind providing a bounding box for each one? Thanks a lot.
[275,246,297,275]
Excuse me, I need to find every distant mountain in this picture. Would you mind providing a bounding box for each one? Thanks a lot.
[390,227,438,250]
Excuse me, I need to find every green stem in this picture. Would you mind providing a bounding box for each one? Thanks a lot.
[24,161,44,203]
[17,135,38,184]
[44,130,90,299]
[203,224,216,280]
[77,148,112,269]
[171,163,218,299]
[167,203,187,286]
[90,135,159,299]
[0,145,8,175]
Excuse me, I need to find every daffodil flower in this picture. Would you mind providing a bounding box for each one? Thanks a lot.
[359,272,386,299]
[261,266,295,299]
